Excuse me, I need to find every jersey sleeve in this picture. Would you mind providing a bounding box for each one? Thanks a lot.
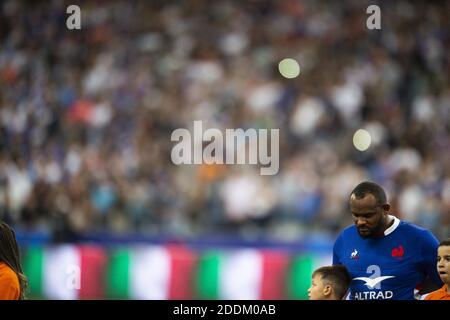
[419,230,442,286]
[332,233,343,265]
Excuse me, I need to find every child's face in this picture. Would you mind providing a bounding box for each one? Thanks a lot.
[437,245,450,285]
[308,274,328,300]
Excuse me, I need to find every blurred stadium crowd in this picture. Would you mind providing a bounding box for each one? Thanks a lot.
[0,0,449,242]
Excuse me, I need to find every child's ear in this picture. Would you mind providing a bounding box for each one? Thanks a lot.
[323,285,333,297]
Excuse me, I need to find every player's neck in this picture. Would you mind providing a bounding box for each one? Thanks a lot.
[383,215,394,232]
[372,215,394,238]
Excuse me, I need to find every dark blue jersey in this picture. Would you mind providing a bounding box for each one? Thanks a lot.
[333,216,442,300]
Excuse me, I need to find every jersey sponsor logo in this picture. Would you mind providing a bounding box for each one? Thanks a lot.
[350,249,359,259]
[352,265,395,299]
[353,291,394,300]
[353,275,395,289]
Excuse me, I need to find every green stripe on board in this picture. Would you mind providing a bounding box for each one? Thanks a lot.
[22,246,44,298]
[287,255,314,300]
[106,248,130,299]
[196,251,221,299]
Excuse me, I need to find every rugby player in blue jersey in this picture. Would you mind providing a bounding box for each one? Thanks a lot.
[333,181,442,300]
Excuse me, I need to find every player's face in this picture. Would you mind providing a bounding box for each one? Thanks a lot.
[350,194,385,238]
[437,245,450,285]
[308,274,328,300]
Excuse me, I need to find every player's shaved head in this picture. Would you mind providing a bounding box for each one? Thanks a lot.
[350,181,387,206]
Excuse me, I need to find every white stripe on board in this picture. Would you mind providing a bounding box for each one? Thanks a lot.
[43,245,80,300]
[130,246,171,299]
[220,249,263,300]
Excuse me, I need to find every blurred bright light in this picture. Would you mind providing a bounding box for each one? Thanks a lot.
[353,129,372,151]
[278,58,300,79]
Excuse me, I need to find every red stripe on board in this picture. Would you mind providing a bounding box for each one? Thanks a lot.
[167,245,197,299]
[78,245,107,299]
[260,250,289,300]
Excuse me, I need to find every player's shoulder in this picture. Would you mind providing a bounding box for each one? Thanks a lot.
[397,219,435,238]
[335,224,358,243]
[339,224,358,236]
[396,219,439,249]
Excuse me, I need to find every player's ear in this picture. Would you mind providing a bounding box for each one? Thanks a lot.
[323,284,332,297]
[382,203,390,213]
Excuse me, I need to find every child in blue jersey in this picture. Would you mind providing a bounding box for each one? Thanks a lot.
[333,181,442,300]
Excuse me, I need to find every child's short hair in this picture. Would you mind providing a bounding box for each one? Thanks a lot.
[438,238,450,247]
[312,265,351,299]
